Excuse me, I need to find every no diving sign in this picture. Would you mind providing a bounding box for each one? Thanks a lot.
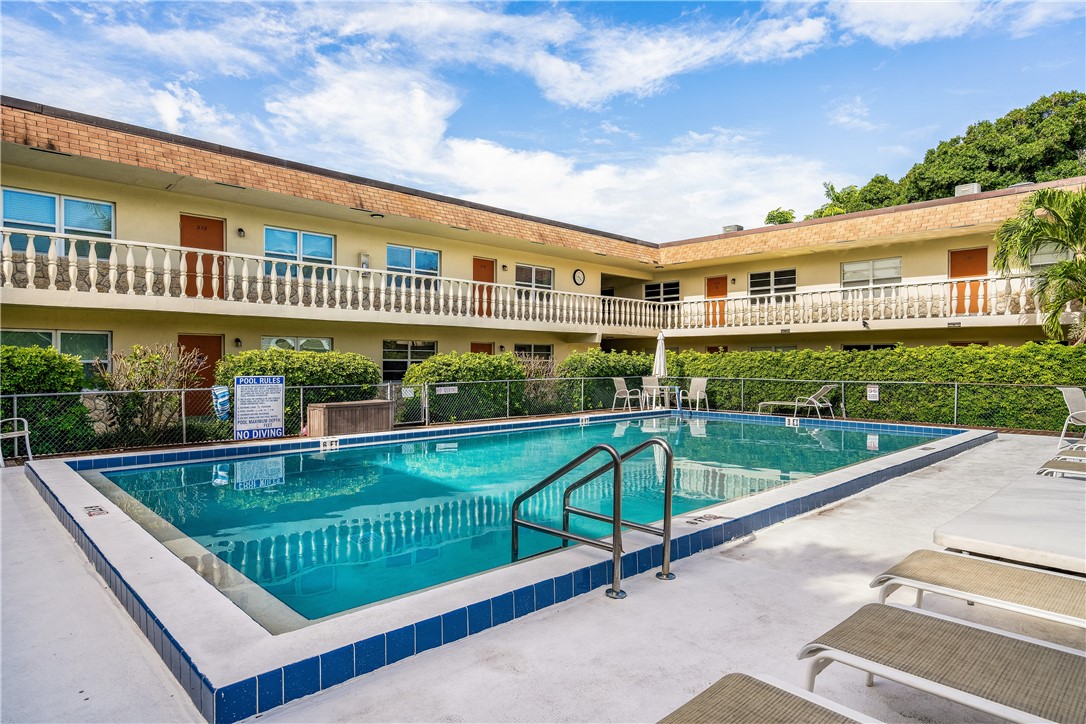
[233,376,285,440]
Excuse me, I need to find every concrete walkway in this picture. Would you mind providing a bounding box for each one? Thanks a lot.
[2,434,1082,723]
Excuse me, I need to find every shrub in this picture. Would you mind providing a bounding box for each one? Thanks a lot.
[215,349,382,433]
[555,348,658,410]
[0,345,95,456]
[402,352,526,423]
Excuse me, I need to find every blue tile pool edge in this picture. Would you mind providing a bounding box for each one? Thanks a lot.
[23,426,992,723]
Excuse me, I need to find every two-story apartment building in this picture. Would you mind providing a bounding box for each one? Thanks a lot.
[1,97,1080,382]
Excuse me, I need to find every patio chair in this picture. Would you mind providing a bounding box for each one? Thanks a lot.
[0,417,32,464]
[1036,456,1086,480]
[1057,386,1086,449]
[799,603,1086,723]
[611,378,642,411]
[758,384,837,419]
[641,376,669,408]
[870,549,1086,628]
[678,377,709,412]
[658,672,875,724]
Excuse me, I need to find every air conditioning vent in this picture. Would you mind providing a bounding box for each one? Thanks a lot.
[954,183,981,197]
[722,224,744,233]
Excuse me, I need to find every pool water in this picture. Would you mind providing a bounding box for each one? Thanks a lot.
[97,417,940,620]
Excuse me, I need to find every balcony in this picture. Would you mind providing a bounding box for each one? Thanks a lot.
[0,230,1051,337]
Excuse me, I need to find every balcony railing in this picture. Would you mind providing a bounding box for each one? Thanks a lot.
[1,229,1046,333]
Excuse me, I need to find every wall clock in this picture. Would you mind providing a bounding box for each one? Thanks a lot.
[573,269,585,286]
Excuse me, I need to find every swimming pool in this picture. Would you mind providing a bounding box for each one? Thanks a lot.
[85,415,941,627]
[26,411,990,723]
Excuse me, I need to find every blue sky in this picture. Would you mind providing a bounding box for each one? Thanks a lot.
[2,1,1084,242]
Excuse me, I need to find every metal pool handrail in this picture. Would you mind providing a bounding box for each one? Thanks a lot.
[510,437,677,599]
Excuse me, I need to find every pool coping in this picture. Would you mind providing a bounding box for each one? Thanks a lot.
[23,412,993,723]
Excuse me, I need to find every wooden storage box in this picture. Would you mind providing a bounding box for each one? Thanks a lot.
[307,400,393,436]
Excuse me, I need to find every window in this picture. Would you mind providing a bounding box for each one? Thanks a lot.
[645,280,680,302]
[1030,244,1070,271]
[749,345,797,352]
[382,340,437,381]
[264,226,333,276]
[0,329,110,379]
[260,336,332,352]
[842,344,896,352]
[749,269,796,298]
[513,344,553,359]
[2,187,114,254]
[387,245,439,276]
[841,258,902,288]
[515,264,553,290]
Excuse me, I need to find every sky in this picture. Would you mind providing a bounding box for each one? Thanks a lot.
[2,1,1084,243]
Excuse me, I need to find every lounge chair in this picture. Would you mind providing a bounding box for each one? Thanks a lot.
[0,417,32,464]
[657,672,876,724]
[1057,386,1086,449]
[799,603,1086,723]
[870,549,1086,628]
[678,377,708,412]
[1036,457,1086,479]
[758,384,837,419]
[612,378,642,411]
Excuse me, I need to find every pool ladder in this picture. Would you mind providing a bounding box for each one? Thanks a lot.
[510,437,675,599]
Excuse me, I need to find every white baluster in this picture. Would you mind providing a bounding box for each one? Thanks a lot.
[225,256,236,300]
[106,243,118,294]
[44,236,59,290]
[211,254,222,300]
[124,244,135,294]
[1,233,12,288]
[144,246,155,296]
[162,249,173,297]
[269,262,279,305]
[177,251,189,298]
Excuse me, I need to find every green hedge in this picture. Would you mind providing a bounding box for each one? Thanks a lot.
[554,349,659,411]
[215,349,382,434]
[668,343,1085,430]
[0,345,96,456]
[402,352,526,422]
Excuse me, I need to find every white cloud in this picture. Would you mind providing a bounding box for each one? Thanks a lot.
[878,144,913,157]
[98,24,268,78]
[831,1,989,46]
[1008,0,1086,36]
[149,83,252,147]
[828,96,881,131]
[600,121,639,140]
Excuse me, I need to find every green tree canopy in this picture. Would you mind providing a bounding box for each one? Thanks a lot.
[764,207,796,225]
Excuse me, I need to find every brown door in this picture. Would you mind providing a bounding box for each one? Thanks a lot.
[949,247,988,315]
[178,334,223,416]
[470,342,494,354]
[180,215,226,299]
[473,257,495,316]
[705,276,728,326]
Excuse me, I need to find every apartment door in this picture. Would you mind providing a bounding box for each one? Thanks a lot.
[705,275,728,326]
[473,257,495,316]
[949,247,988,315]
[470,342,494,354]
[178,334,223,416]
[180,215,226,299]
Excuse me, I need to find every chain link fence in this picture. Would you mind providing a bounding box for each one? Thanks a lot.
[3,377,1080,461]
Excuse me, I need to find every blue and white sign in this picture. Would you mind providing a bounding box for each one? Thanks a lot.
[233,375,285,440]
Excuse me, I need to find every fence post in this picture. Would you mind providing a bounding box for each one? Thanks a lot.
[299,386,306,434]
[740,378,745,412]
[423,384,430,426]
[953,382,959,425]
[581,378,585,412]
[506,380,511,418]
[181,389,188,444]
[839,381,846,419]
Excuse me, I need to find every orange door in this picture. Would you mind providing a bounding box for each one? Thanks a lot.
[473,257,495,316]
[178,334,223,416]
[705,276,728,326]
[949,248,988,314]
[470,342,494,354]
[180,215,225,299]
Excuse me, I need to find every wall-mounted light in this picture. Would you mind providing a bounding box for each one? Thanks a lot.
[233,338,242,348]
[499,345,506,352]
[501,264,508,271]
[236,228,246,238]
[730,278,736,284]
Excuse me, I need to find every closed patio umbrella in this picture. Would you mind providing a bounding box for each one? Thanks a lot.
[652,331,667,378]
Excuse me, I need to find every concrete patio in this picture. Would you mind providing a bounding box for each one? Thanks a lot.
[2,433,1083,723]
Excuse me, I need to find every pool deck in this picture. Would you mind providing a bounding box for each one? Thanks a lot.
[2,432,1083,723]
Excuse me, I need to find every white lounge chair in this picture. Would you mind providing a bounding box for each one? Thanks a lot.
[1057,386,1086,449]
[0,417,32,464]
[611,378,642,411]
[658,672,877,724]
[758,384,837,419]
[799,603,1086,723]
[678,377,708,412]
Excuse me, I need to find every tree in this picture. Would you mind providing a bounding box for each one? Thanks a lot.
[994,187,1086,344]
[764,207,796,225]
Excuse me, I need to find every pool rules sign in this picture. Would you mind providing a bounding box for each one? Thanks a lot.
[233,376,286,440]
